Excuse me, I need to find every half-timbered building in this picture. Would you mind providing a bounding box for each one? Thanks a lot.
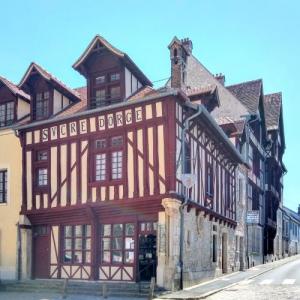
[264,92,286,260]
[16,35,246,289]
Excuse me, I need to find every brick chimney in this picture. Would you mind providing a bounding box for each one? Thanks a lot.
[181,38,193,54]
[215,73,225,86]
[168,37,190,89]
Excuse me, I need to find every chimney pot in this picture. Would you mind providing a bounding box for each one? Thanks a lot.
[181,38,193,54]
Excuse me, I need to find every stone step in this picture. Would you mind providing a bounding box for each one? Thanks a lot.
[0,280,165,297]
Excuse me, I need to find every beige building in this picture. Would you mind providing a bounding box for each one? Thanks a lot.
[0,76,30,280]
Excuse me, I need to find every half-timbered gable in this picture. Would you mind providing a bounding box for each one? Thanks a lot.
[73,35,152,109]
[175,101,244,224]
[19,62,81,121]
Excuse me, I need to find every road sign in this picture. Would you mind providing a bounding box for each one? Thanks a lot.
[246,210,260,224]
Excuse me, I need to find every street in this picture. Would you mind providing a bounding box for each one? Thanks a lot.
[157,255,300,300]
[208,258,300,300]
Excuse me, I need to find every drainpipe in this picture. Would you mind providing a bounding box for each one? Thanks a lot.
[179,104,202,289]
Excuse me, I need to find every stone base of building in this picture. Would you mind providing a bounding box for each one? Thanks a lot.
[0,266,16,280]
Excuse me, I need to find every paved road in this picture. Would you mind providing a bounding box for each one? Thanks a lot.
[208,258,300,300]
[156,255,300,299]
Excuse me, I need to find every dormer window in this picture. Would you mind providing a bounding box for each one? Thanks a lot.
[35,91,49,120]
[0,101,14,127]
[110,73,120,82]
[96,75,106,85]
[110,86,121,100]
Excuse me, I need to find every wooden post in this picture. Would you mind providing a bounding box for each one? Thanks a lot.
[102,282,108,299]
[148,277,155,300]
[62,278,68,299]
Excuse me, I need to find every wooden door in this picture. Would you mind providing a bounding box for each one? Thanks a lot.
[33,225,50,279]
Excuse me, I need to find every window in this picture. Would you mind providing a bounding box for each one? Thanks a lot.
[212,234,217,263]
[111,136,123,147]
[225,172,231,209]
[92,136,124,182]
[37,168,48,186]
[0,170,8,203]
[63,225,91,264]
[110,73,120,82]
[101,223,135,265]
[95,75,106,85]
[248,145,253,170]
[0,102,14,127]
[35,92,49,120]
[95,139,106,149]
[95,153,106,181]
[110,86,121,99]
[95,89,106,107]
[112,151,122,179]
[37,150,48,161]
[206,163,214,197]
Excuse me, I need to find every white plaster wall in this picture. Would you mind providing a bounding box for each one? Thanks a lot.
[17,98,30,119]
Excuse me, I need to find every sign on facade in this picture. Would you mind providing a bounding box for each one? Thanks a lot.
[246,210,260,224]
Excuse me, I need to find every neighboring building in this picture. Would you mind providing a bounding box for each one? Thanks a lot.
[0,76,30,279]
[282,206,300,256]
[15,35,246,290]
[264,92,286,260]
[227,80,268,267]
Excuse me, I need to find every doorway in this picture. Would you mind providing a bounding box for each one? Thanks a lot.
[33,225,50,279]
[138,222,157,281]
[222,233,228,273]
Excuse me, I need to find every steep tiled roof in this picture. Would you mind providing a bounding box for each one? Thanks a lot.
[0,76,30,101]
[56,86,87,117]
[73,35,152,86]
[19,62,81,101]
[227,79,262,114]
[166,54,248,122]
[127,86,156,101]
[264,92,282,131]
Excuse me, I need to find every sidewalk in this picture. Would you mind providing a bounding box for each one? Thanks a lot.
[155,254,300,299]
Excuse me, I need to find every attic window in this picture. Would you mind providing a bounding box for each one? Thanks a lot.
[35,92,49,120]
[0,101,14,127]
[110,73,120,82]
[96,75,106,85]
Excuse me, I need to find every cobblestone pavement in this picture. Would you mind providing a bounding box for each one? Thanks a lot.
[207,284,300,300]
[156,255,300,299]
[208,257,300,300]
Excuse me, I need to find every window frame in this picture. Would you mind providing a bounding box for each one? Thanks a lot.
[0,101,15,127]
[100,223,135,266]
[62,225,92,265]
[34,149,49,191]
[0,170,8,204]
[90,135,124,185]
[91,69,122,109]
[35,91,50,120]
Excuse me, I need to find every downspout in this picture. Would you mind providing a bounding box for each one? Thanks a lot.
[179,104,202,289]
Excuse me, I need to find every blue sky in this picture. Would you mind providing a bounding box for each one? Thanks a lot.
[1,0,299,211]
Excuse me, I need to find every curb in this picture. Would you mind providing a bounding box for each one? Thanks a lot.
[155,254,300,300]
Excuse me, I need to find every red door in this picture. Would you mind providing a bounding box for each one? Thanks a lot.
[33,225,50,279]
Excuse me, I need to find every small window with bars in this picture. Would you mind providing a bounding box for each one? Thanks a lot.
[0,170,8,203]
